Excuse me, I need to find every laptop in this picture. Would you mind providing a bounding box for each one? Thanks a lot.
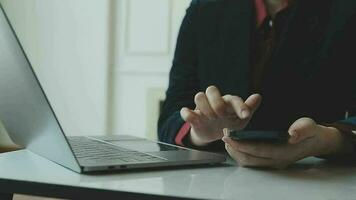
[0,5,225,173]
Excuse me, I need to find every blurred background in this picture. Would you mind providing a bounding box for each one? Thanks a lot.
[0,0,191,146]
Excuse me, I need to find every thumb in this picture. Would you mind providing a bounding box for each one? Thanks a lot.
[288,118,318,144]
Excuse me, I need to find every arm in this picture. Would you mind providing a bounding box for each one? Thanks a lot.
[325,9,356,158]
[158,0,200,144]
[158,1,262,150]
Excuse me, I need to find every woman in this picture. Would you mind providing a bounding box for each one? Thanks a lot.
[158,0,356,168]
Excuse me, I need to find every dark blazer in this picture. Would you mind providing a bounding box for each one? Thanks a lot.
[158,0,356,145]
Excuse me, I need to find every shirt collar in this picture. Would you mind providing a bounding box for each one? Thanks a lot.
[254,0,290,27]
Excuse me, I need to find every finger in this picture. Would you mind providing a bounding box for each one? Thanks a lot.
[225,143,280,168]
[244,94,262,114]
[223,95,250,119]
[193,109,209,122]
[205,86,226,117]
[223,128,230,137]
[194,92,217,120]
[180,107,200,123]
[288,118,318,144]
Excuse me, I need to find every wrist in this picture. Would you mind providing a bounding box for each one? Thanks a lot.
[314,125,348,157]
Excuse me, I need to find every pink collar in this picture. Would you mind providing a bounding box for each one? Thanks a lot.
[254,0,290,27]
[254,0,268,26]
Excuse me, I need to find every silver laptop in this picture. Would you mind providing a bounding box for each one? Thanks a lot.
[0,5,225,173]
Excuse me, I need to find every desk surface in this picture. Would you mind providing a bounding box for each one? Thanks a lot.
[1,150,356,200]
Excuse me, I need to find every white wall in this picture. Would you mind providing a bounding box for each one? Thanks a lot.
[0,0,110,136]
[0,0,190,140]
[111,0,190,139]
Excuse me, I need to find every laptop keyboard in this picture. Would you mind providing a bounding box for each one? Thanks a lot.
[68,137,165,164]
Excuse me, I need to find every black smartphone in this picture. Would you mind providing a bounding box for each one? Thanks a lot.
[229,130,290,143]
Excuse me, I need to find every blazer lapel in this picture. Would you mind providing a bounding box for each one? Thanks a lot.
[267,0,333,80]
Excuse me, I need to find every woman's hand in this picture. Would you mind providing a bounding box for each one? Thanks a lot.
[222,118,347,169]
[180,86,262,147]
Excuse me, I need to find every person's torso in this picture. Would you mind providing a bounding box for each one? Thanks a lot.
[195,0,356,129]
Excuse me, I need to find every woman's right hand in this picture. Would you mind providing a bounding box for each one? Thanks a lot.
[180,86,262,147]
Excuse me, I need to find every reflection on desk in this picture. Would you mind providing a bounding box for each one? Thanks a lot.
[1,150,356,200]
[107,140,186,152]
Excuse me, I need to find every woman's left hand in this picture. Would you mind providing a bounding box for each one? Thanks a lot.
[222,118,346,169]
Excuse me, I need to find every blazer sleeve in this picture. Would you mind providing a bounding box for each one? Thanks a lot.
[337,11,356,126]
[326,11,356,159]
[158,1,201,144]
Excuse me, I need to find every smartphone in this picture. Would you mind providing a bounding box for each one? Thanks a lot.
[229,130,290,143]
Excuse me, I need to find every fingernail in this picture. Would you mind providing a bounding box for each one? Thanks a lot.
[289,130,298,138]
[223,129,229,136]
[222,136,230,143]
[241,110,250,119]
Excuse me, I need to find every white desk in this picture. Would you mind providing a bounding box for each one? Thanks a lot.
[1,150,356,200]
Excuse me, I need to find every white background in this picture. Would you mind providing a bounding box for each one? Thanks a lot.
[0,0,190,140]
